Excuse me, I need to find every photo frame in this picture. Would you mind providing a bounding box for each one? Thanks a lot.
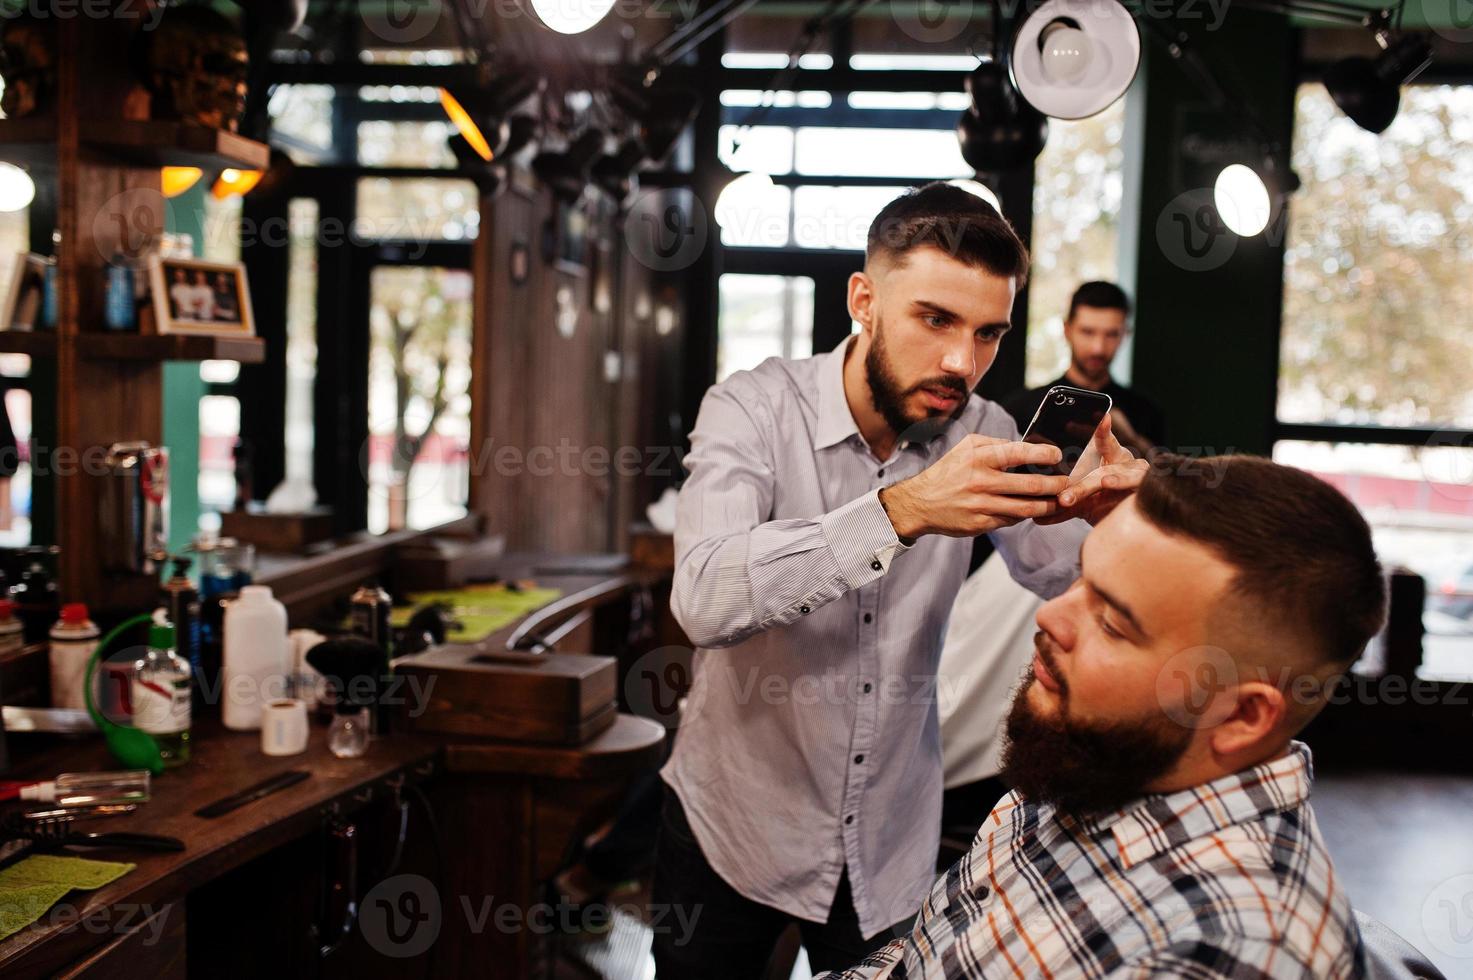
[147,255,255,336]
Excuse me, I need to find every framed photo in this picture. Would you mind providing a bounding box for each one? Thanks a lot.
[0,252,52,332]
[148,255,255,336]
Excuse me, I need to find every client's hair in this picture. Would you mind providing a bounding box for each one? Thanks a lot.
[1136,454,1386,667]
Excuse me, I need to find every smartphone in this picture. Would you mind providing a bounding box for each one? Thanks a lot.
[1011,385,1112,477]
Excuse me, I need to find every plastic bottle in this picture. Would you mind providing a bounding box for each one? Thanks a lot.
[19,769,151,806]
[221,584,289,730]
[49,603,99,711]
[131,623,192,768]
[0,598,23,655]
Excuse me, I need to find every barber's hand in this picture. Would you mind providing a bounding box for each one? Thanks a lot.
[1036,414,1149,526]
[878,435,1071,541]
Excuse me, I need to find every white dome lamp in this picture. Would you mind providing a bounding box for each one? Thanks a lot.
[528,0,617,34]
[1010,0,1140,120]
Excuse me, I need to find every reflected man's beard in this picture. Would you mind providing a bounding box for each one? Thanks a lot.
[864,317,969,441]
[999,632,1193,818]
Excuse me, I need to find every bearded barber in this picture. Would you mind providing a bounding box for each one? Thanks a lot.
[653,183,1148,978]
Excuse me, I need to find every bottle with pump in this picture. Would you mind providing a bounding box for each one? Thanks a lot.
[49,603,100,710]
[131,623,192,767]
[221,584,289,730]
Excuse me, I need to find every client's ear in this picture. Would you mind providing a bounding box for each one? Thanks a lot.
[1207,679,1287,758]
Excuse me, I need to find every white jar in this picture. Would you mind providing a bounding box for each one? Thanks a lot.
[221,585,290,730]
[49,603,99,711]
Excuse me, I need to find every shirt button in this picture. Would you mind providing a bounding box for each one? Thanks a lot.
[863,682,873,694]
[855,754,865,764]
[799,604,811,614]
[845,815,855,825]
[877,468,885,478]
[870,560,882,571]
[863,613,873,624]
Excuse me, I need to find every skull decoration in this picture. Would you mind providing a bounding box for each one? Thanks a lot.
[136,5,248,131]
[0,16,57,119]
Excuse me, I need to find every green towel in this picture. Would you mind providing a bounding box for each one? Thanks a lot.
[0,853,135,942]
[389,585,564,643]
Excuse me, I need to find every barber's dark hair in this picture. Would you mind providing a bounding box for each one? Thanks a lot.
[1067,281,1131,322]
[866,182,1029,285]
[1136,454,1386,667]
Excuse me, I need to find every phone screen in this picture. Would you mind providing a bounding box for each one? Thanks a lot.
[1013,386,1112,477]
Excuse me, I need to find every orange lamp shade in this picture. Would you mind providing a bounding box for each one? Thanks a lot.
[439,88,494,162]
[161,166,203,197]
[212,168,263,200]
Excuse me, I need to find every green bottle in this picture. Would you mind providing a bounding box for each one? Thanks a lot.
[131,623,192,767]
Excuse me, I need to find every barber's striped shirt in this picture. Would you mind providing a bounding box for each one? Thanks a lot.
[817,741,1365,978]
[664,336,1089,937]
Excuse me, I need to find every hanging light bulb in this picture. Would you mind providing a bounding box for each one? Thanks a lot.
[1213,164,1271,237]
[1038,20,1093,84]
[528,0,617,34]
[0,163,36,212]
[212,167,263,199]
[715,171,777,230]
[161,166,203,198]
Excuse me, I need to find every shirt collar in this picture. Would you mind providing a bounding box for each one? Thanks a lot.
[815,336,861,450]
[1084,741,1316,870]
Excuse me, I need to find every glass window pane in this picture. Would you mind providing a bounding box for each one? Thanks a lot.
[722,52,833,69]
[721,90,832,109]
[1273,440,1473,681]
[719,125,795,176]
[846,91,971,111]
[1280,85,1473,428]
[0,372,31,548]
[357,120,457,168]
[367,266,472,533]
[199,395,240,513]
[1026,103,1127,387]
[202,194,241,264]
[792,185,905,250]
[286,198,318,487]
[355,177,480,240]
[718,274,815,382]
[267,84,335,161]
[849,53,977,71]
[794,127,968,178]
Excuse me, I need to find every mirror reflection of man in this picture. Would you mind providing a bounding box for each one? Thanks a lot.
[1003,282,1163,458]
[656,184,1147,978]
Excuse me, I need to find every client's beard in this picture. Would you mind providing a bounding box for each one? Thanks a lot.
[864,317,968,442]
[999,632,1193,818]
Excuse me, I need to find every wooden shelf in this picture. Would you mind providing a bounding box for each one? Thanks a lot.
[0,118,268,170]
[78,332,266,363]
[0,331,56,356]
[0,330,265,362]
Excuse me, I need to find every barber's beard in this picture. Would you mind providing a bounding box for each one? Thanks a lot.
[1000,632,1193,819]
[864,317,969,442]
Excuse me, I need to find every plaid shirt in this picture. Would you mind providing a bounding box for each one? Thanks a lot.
[817,742,1364,979]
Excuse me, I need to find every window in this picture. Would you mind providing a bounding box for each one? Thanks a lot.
[0,208,28,547]
[366,267,473,533]
[1025,101,1127,388]
[198,194,243,521]
[717,274,815,382]
[355,177,480,240]
[1278,84,1473,681]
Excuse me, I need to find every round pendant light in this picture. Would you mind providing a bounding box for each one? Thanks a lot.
[1010,0,1140,120]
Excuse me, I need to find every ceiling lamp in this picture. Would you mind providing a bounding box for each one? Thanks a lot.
[161,166,203,198]
[438,72,540,162]
[532,130,607,202]
[612,80,702,168]
[956,62,1048,173]
[715,171,779,230]
[1010,0,1140,119]
[527,0,617,34]
[0,163,34,212]
[1213,155,1299,237]
[211,167,263,199]
[592,139,646,204]
[1324,28,1431,133]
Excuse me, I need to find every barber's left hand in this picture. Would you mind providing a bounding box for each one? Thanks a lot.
[1035,414,1149,526]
